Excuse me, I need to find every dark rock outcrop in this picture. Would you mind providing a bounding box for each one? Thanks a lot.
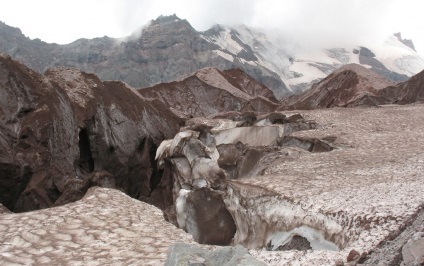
[276,235,312,251]
[278,136,334,153]
[0,53,182,212]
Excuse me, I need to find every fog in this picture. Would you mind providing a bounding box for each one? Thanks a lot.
[0,0,423,53]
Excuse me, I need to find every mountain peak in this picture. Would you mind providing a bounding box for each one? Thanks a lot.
[151,14,189,27]
[142,14,195,36]
[394,32,416,51]
[153,14,179,22]
[0,21,24,38]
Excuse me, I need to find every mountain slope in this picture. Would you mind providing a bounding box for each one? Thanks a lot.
[378,69,424,104]
[0,16,290,98]
[0,15,423,99]
[201,24,424,93]
[280,63,424,110]
[138,67,278,117]
[280,64,396,109]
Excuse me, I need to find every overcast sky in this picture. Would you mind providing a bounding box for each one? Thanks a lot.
[1,0,423,54]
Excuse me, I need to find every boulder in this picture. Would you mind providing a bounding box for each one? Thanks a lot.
[402,232,424,265]
[0,203,11,214]
[277,235,312,251]
[165,243,267,266]
[278,136,334,153]
[347,249,360,262]
[185,188,236,245]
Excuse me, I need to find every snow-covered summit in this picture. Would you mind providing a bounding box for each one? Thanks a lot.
[201,25,424,94]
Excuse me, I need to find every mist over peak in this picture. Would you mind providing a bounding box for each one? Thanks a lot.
[0,0,422,53]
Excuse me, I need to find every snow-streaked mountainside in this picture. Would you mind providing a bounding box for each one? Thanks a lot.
[0,15,423,99]
[370,34,424,76]
[202,24,424,95]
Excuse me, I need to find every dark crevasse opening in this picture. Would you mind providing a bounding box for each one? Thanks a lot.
[0,164,32,212]
[78,128,94,173]
[140,138,163,193]
[127,137,172,211]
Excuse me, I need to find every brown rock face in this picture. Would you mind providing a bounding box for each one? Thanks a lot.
[138,67,278,118]
[280,63,424,110]
[220,68,278,102]
[378,69,424,104]
[281,64,396,110]
[185,187,237,245]
[0,54,182,212]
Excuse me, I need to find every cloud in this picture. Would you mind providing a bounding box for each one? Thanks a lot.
[248,0,394,50]
[112,0,423,53]
[115,0,257,32]
[0,0,423,54]
[0,0,124,43]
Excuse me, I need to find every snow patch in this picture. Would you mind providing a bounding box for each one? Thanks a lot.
[239,57,257,66]
[206,26,424,93]
[370,35,424,76]
[176,189,191,230]
[214,126,285,146]
[213,49,234,62]
[288,61,328,85]
[268,226,339,251]
[207,28,244,55]
[192,179,207,188]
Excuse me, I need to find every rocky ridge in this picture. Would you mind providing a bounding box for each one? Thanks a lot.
[280,64,397,109]
[281,64,424,110]
[203,25,422,94]
[0,16,288,98]
[139,67,278,118]
[1,15,423,99]
[378,68,424,104]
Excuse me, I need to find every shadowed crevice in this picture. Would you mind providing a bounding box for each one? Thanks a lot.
[78,128,94,173]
